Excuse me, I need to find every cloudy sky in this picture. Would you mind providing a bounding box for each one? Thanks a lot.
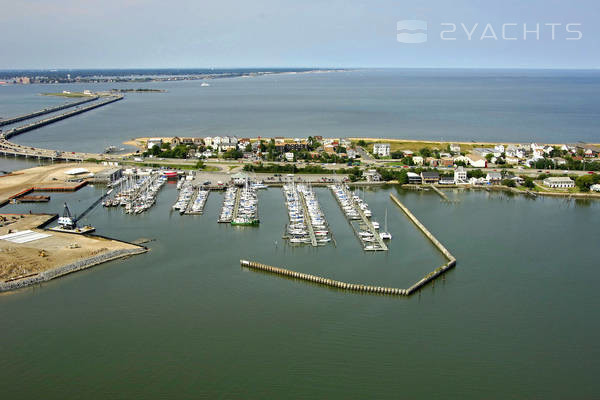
[1,0,598,69]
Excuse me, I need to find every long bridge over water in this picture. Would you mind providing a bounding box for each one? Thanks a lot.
[2,95,123,140]
[0,96,100,127]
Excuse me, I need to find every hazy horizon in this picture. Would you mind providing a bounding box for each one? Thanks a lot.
[2,0,598,70]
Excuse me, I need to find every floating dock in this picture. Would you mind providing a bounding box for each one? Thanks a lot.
[298,191,318,246]
[184,189,210,215]
[218,187,238,223]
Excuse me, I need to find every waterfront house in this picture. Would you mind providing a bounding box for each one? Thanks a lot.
[506,175,524,185]
[403,150,414,157]
[285,152,294,162]
[486,172,502,185]
[407,172,422,184]
[373,143,391,157]
[364,169,381,182]
[449,143,461,154]
[469,177,486,185]
[147,138,162,150]
[454,166,467,183]
[494,144,505,153]
[543,177,575,188]
[427,157,439,167]
[412,156,424,165]
[439,176,455,185]
[421,171,440,184]
[591,184,600,192]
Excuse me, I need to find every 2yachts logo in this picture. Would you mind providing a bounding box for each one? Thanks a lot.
[397,21,583,43]
[396,20,428,43]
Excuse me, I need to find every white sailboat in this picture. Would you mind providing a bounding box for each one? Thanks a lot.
[379,208,392,240]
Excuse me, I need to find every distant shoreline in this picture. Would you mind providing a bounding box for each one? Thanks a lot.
[123,136,600,150]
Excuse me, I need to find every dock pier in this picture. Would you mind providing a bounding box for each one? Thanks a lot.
[232,187,242,220]
[329,184,387,251]
[429,185,451,202]
[298,191,318,247]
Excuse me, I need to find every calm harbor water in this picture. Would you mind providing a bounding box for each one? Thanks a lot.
[0,158,599,398]
[1,69,600,153]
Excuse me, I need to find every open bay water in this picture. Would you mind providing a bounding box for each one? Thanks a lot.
[1,69,600,153]
[0,166,599,398]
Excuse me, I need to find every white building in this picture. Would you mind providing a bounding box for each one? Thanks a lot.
[486,172,502,184]
[284,152,294,162]
[364,169,381,182]
[454,166,467,183]
[449,143,461,154]
[591,184,600,192]
[147,138,162,150]
[506,145,525,159]
[412,156,424,165]
[543,177,574,188]
[467,154,487,168]
[373,143,391,157]
[494,144,505,154]
[204,137,214,147]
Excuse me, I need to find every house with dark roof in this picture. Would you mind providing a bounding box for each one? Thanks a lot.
[420,171,440,184]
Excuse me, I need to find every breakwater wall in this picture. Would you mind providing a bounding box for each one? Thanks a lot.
[4,96,123,139]
[389,194,456,294]
[0,96,99,127]
[0,247,147,293]
[241,260,409,295]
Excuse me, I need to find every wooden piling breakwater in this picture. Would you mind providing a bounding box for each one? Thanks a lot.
[240,260,409,296]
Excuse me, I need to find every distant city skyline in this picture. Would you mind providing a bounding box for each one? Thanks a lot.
[1,0,598,69]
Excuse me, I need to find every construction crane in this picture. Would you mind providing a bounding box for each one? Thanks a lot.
[58,202,77,229]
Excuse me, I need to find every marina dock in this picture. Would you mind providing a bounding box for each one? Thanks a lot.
[298,190,318,246]
[184,188,210,215]
[282,184,331,246]
[330,184,387,251]
[218,187,238,223]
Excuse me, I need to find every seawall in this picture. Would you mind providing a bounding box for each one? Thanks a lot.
[0,247,147,293]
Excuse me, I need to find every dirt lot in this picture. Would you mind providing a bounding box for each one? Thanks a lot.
[0,163,107,204]
[0,213,141,281]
